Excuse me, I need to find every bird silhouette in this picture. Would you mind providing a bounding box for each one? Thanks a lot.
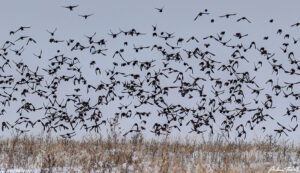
[219,13,237,18]
[236,17,251,23]
[62,5,79,11]
[194,10,210,21]
[155,6,164,13]
[78,14,94,19]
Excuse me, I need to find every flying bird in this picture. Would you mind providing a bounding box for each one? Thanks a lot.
[62,5,79,11]
[78,14,94,19]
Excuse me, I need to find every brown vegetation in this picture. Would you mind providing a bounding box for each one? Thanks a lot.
[0,129,299,173]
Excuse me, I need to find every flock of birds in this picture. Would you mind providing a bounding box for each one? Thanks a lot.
[0,4,300,139]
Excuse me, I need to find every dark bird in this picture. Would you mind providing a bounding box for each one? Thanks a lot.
[186,36,199,43]
[33,50,42,59]
[194,10,210,21]
[16,26,31,32]
[236,17,251,23]
[219,13,237,18]
[47,28,57,36]
[62,5,79,11]
[291,22,300,27]
[78,14,94,19]
[155,6,164,13]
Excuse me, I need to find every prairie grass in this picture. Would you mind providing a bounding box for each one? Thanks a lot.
[0,129,299,173]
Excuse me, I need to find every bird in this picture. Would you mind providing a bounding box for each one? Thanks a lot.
[219,13,237,18]
[33,50,42,59]
[78,14,94,19]
[194,10,210,21]
[291,22,300,27]
[16,26,31,32]
[62,5,79,11]
[47,28,57,36]
[236,17,251,23]
[155,7,164,13]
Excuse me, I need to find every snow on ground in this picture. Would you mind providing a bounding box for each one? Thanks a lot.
[0,151,300,173]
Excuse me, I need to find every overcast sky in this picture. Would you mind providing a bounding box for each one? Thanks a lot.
[1,0,300,143]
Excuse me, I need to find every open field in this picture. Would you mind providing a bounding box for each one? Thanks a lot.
[0,130,300,173]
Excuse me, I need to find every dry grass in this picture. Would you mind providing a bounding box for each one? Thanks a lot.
[0,129,299,173]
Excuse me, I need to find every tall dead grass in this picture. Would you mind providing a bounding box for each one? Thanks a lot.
[0,128,299,173]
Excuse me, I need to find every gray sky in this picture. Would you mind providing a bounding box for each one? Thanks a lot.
[1,0,300,143]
